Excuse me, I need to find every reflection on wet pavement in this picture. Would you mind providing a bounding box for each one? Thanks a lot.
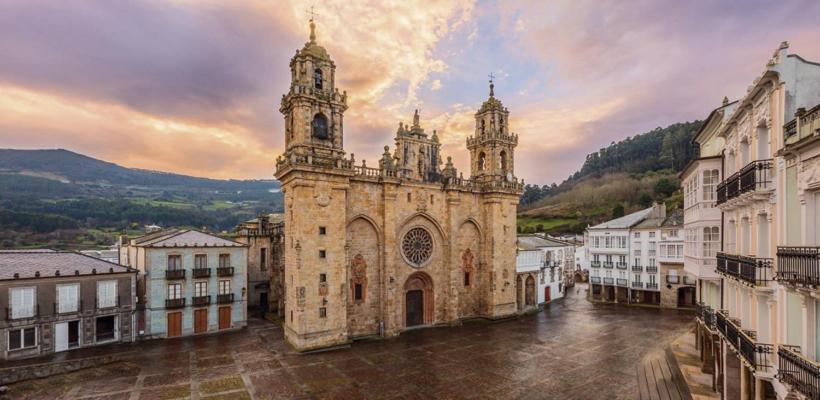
[9,285,693,399]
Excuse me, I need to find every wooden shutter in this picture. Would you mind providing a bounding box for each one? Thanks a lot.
[58,285,78,313]
[11,287,35,319]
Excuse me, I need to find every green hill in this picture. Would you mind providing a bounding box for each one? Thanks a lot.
[518,121,702,234]
[0,149,282,249]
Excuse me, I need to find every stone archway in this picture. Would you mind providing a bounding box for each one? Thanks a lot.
[525,275,536,306]
[404,272,434,327]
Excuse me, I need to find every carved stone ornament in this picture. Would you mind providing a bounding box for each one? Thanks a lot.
[401,227,433,267]
[314,183,331,207]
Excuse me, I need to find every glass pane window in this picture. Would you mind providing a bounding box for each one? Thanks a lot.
[10,287,36,319]
[97,280,117,308]
[194,254,207,269]
[219,280,231,295]
[194,282,208,297]
[167,283,182,300]
[168,255,182,270]
[219,254,230,268]
[57,284,79,313]
[8,327,36,350]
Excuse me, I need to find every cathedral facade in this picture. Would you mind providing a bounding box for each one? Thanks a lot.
[275,20,523,351]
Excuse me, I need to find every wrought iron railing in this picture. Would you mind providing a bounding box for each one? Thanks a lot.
[616,278,628,286]
[777,345,820,400]
[716,159,773,205]
[646,283,659,290]
[696,303,716,331]
[646,266,658,273]
[590,277,601,284]
[217,293,234,304]
[192,295,211,307]
[192,268,211,279]
[166,269,186,279]
[631,281,643,289]
[616,262,628,270]
[714,310,773,372]
[603,262,614,269]
[217,267,235,277]
[776,246,820,287]
[716,252,772,286]
[632,265,643,272]
[165,298,185,309]
[590,261,601,268]
[602,277,614,285]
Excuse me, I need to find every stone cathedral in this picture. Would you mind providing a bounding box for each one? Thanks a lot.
[275,20,523,351]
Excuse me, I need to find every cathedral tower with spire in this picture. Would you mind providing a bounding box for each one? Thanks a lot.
[273,18,523,352]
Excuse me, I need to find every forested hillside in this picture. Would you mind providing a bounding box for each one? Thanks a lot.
[518,121,702,234]
[0,149,282,249]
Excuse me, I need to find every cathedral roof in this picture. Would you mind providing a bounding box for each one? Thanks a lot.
[478,81,505,113]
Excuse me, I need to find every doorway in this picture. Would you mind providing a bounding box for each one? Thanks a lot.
[260,292,269,313]
[218,306,231,330]
[95,316,117,342]
[525,276,536,306]
[406,290,424,327]
[55,320,81,352]
[167,312,182,338]
[194,309,208,334]
[544,286,551,303]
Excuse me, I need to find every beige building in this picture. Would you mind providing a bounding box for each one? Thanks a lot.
[234,214,285,315]
[692,43,820,400]
[274,20,522,351]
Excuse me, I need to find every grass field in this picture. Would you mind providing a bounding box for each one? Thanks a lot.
[516,217,578,232]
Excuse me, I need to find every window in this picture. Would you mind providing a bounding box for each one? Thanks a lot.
[194,254,207,269]
[194,282,208,297]
[8,327,36,351]
[634,232,640,238]
[319,273,327,283]
[312,113,329,139]
[319,307,327,318]
[464,271,471,287]
[703,226,720,258]
[219,280,231,295]
[407,193,412,202]
[648,258,656,267]
[649,232,656,238]
[167,255,182,270]
[97,280,117,309]
[95,315,116,342]
[10,287,35,319]
[354,283,363,300]
[319,226,326,235]
[634,274,641,282]
[314,68,323,89]
[319,250,326,259]
[703,169,719,201]
[649,274,656,284]
[57,284,79,314]
[260,248,267,271]
[219,254,231,268]
[167,283,183,300]
[478,152,487,171]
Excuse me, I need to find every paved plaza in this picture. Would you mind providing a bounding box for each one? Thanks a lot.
[8,286,694,400]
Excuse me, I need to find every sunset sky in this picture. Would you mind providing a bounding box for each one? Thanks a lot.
[2,0,820,185]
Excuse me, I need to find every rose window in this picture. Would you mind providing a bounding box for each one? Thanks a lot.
[402,228,433,266]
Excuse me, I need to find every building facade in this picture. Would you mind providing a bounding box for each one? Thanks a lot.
[119,229,248,339]
[274,20,522,351]
[692,43,820,400]
[0,250,137,360]
[234,213,285,315]
[517,236,568,306]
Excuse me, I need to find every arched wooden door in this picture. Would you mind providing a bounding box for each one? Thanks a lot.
[525,275,536,306]
[404,272,433,327]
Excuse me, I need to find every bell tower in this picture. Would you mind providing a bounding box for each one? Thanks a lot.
[467,77,518,183]
[279,16,348,164]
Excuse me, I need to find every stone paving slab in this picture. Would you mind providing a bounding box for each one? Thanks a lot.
[7,285,693,399]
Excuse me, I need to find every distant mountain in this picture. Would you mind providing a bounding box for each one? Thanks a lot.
[0,149,282,249]
[518,120,703,234]
[0,149,276,190]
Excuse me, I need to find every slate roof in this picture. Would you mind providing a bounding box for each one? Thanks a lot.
[0,251,134,280]
[517,235,573,250]
[129,229,246,248]
[588,207,654,230]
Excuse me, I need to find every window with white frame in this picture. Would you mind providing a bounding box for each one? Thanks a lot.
[649,232,656,238]
[194,254,207,269]
[219,254,231,268]
[194,281,208,297]
[167,283,182,300]
[57,284,79,313]
[97,280,117,308]
[10,287,36,319]
[703,226,720,257]
[633,273,641,282]
[634,232,640,239]
[219,280,231,295]
[649,274,656,284]
[649,258,656,267]
[703,169,719,202]
[167,255,182,270]
[8,327,36,351]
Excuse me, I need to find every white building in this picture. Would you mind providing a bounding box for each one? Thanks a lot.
[691,43,820,400]
[516,236,566,311]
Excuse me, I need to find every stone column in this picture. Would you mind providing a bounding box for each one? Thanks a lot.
[740,365,749,400]
[754,377,764,400]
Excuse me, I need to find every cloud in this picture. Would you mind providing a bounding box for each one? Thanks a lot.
[430,80,443,91]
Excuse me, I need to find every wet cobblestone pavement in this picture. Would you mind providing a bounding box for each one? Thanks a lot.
[8,286,693,399]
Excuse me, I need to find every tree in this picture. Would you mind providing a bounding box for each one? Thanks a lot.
[639,193,653,207]
[654,178,677,198]
[612,204,625,218]
[536,224,544,232]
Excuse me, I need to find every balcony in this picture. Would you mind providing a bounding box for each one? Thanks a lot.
[715,310,773,372]
[192,268,211,279]
[616,262,628,270]
[776,246,820,287]
[631,281,643,289]
[666,275,680,284]
[166,269,186,280]
[632,265,643,272]
[217,267,235,277]
[217,293,234,304]
[777,345,820,400]
[646,283,659,290]
[590,261,601,268]
[165,298,185,309]
[192,295,211,307]
[616,278,628,287]
[646,266,658,273]
[716,252,772,286]
[784,104,820,148]
[716,159,773,206]
[602,262,614,269]
[696,303,716,331]
[602,277,614,285]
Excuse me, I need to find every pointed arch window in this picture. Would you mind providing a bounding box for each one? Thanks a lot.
[314,68,323,90]
[312,113,329,140]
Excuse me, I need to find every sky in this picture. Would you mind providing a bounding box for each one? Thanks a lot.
[2,0,820,185]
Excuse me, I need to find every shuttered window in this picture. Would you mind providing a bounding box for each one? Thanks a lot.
[57,284,79,313]
[97,280,117,308]
[10,287,36,319]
